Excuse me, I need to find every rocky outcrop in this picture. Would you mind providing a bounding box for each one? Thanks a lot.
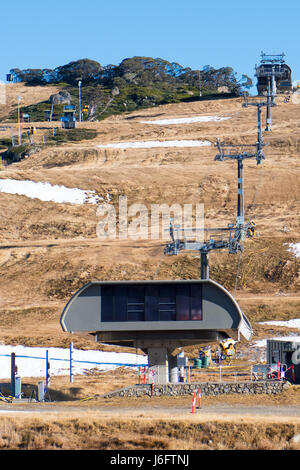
[49,91,72,105]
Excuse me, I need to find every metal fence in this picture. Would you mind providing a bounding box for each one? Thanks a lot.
[0,344,147,387]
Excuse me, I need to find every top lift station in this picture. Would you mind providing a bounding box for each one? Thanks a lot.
[255,52,292,95]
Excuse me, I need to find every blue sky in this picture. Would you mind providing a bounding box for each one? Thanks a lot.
[1,0,299,91]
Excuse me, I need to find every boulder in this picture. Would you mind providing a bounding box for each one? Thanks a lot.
[49,91,72,105]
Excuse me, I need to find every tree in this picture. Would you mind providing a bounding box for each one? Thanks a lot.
[55,59,102,85]
[239,74,253,90]
[9,68,46,85]
[115,57,188,86]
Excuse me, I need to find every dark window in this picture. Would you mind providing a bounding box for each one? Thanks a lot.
[114,285,127,321]
[190,284,202,320]
[100,283,203,322]
[145,285,159,321]
[127,286,144,321]
[159,285,176,321]
[176,284,190,321]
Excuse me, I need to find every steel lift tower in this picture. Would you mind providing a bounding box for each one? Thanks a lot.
[164,104,267,280]
[265,76,275,131]
[242,96,267,159]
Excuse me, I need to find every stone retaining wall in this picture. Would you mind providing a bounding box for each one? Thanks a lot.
[103,380,290,398]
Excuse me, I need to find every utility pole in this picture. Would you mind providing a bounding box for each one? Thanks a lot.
[17,96,22,145]
[271,65,276,105]
[198,70,202,97]
[78,80,82,123]
[50,100,54,122]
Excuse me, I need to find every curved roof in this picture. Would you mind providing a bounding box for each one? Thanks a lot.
[60,279,252,345]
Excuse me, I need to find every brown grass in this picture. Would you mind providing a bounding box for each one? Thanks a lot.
[0,413,299,450]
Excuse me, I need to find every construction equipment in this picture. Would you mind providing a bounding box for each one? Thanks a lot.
[195,339,237,366]
[214,339,237,363]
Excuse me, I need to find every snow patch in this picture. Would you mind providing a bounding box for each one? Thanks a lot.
[288,242,300,258]
[141,115,230,125]
[258,319,300,329]
[0,344,147,379]
[0,179,102,205]
[97,140,211,149]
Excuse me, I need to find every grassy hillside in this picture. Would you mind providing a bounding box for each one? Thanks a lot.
[4,56,251,123]
[0,88,298,355]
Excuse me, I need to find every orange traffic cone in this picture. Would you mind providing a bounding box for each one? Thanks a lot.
[192,392,196,414]
[197,388,202,409]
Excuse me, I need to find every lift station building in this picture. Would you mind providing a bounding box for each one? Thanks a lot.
[255,53,292,95]
[267,339,300,383]
[60,279,253,384]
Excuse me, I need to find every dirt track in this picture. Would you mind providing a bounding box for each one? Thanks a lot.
[1,402,300,423]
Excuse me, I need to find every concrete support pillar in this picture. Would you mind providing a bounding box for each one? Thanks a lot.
[147,347,169,384]
[168,354,179,383]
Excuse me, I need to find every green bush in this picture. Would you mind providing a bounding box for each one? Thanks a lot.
[2,144,32,164]
[47,128,97,144]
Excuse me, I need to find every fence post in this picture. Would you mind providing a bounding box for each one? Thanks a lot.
[70,342,74,383]
[11,353,16,397]
[46,350,50,387]
[292,365,295,382]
